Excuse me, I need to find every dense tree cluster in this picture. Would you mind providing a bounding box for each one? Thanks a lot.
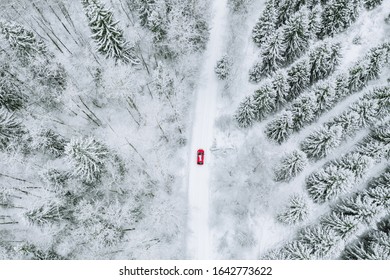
[240,41,341,127]
[305,122,390,203]
[265,43,390,143]
[266,168,390,259]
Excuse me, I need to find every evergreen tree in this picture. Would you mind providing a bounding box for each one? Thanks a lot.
[367,171,390,208]
[348,61,370,92]
[252,0,277,47]
[0,21,47,62]
[307,5,321,38]
[287,60,310,98]
[301,126,342,159]
[334,193,379,223]
[235,96,257,128]
[309,42,341,83]
[137,0,156,27]
[327,110,360,137]
[319,0,358,37]
[313,82,336,113]
[349,99,380,127]
[355,138,388,161]
[274,150,308,182]
[334,73,351,98]
[18,243,65,260]
[321,212,360,239]
[24,202,72,226]
[272,71,289,109]
[65,136,109,183]
[334,153,372,178]
[265,110,294,143]
[282,241,314,260]
[248,62,263,83]
[298,225,340,257]
[0,108,22,150]
[363,0,383,10]
[253,85,276,120]
[34,129,67,157]
[277,195,309,224]
[282,11,310,63]
[215,55,231,80]
[0,78,24,111]
[372,86,390,110]
[291,94,317,130]
[82,0,140,65]
[260,30,286,75]
[306,164,355,203]
[276,0,294,27]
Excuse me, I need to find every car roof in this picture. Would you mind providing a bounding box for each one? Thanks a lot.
[197,149,204,153]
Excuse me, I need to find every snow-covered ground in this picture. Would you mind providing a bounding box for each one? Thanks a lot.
[186,0,228,260]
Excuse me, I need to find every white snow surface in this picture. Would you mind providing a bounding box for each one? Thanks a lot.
[186,0,228,260]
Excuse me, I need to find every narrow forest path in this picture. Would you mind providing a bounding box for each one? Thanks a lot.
[186,0,228,260]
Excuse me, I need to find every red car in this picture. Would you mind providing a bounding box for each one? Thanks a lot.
[197,149,204,165]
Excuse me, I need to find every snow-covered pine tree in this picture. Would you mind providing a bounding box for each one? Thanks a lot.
[34,129,67,158]
[274,150,308,182]
[265,110,294,143]
[0,77,24,111]
[313,82,336,114]
[366,170,390,208]
[298,225,340,257]
[372,86,390,110]
[349,99,380,127]
[276,0,294,27]
[235,96,257,128]
[291,94,317,130]
[309,42,341,83]
[281,241,314,260]
[348,61,369,92]
[0,21,47,62]
[306,164,355,203]
[287,60,310,98]
[321,211,360,239]
[32,63,67,94]
[319,0,357,37]
[334,153,372,179]
[364,0,383,10]
[64,136,109,183]
[18,243,65,260]
[215,55,231,80]
[334,193,379,224]
[82,0,140,65]
[260,30,285,75]
[341,229,390,260]
[277,195,309,224]
[327,110,360,137]
[334,73,351,98]
[272,71,289,108]
[308,5,322,38]
[24,202,72,226]
[372,124,390,145]
[377,215,390,233]
[355,137,388,161]
[252,0,277,47]
[0,108,22,150]
[253,85,276,120]
[282,11,310,63]
[300,125,342,159]
[248,62,263,83]
[137,0,155,27]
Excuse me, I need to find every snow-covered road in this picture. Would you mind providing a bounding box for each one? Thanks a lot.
[186,0,228,260]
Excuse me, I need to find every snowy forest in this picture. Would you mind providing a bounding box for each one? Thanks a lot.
[1,0,390,260]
